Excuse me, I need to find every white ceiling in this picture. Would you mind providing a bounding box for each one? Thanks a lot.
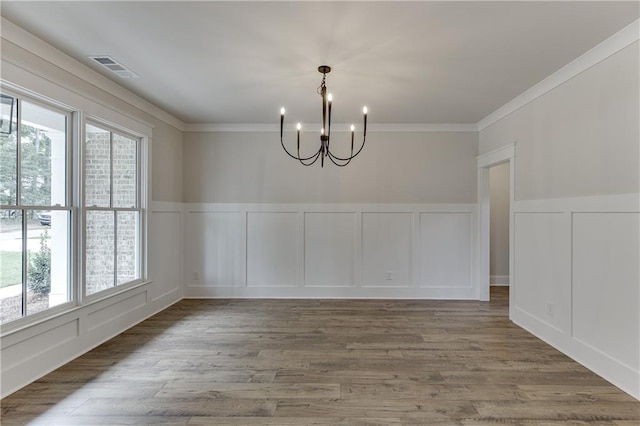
[1,1,638,125]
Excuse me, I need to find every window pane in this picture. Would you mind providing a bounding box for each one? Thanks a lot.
[117,211,139,285]
[0,95,18,206]
[85,124,111,207]
[48,210,71,307]
[26,210,70,316]
[20,101,66,206]
[0,210,23,324]
[113,134,137,208]
[86,210,114,295]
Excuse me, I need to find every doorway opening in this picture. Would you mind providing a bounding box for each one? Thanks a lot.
[489,162,510,307]
[477,143,514,317]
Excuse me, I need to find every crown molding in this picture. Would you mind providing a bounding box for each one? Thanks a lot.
[478,18,640,131]
[0,17,186,131]
[4,14,636,136]
[184,122,478,133]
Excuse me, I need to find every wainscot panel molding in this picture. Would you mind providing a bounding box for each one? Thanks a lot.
[304,212,356,287]
[183,203,478,299]
[0,202,184,398]
[511,192,640,400]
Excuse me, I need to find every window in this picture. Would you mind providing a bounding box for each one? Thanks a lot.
[0,93,72,324]
[0,87,147,327]
[84,123,142,296]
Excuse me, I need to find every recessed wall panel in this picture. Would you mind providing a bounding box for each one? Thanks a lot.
[187,212,244,286]
[419,213,472,287]
[247,212,298,287]
[572,213,639,369]
[87,291,147,332]
[1,319,78,370]
[149,211,181,298]
[304,212,355,287]
[513,212,569,330]
[361,212,412,286]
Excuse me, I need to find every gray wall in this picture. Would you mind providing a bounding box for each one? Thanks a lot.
[489,162,510,280]
[152,121,183,202]
[183,131,478,203]
[1,37,184,204]
[480,41,639,201]
[478,38,640,399]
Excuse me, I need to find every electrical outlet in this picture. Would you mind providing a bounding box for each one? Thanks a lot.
[193,271,199,281]
[546,301,555,317]
[385,271,393,281]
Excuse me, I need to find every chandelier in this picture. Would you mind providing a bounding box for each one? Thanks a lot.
[280,65,368,167]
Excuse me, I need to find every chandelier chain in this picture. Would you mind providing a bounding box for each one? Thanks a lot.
[317,73,326,96]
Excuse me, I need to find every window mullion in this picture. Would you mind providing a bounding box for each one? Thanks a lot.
[113,210,117,287]
[85,206,140,212]
[111,130,116,288]
[16,98,26,319]
[136,138,141,209]
[109,131,114,208]
[65,114,72,208]
[78,112,86,304]
[21,209,27,317]
[15,98,21,205]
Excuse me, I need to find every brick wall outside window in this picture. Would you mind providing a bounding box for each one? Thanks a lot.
[85,130,138,295]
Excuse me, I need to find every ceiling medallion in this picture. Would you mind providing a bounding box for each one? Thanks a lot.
[280,65,368,167]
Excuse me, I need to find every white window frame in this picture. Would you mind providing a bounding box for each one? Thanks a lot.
[0,87,75,330]
[0,82,150,332]
[80,117,147,303]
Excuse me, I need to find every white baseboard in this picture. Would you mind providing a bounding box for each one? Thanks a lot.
[185,285,477,300]
[513,306,639,400]
[511,193,640,401]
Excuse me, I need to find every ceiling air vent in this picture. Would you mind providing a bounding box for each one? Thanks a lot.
[89,55,139,79]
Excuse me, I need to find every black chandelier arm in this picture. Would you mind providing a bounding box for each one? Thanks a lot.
[326,134,367,161]
[299,149,322,166]
[326,152,352,167]
[280,135,320,161]
[298,139,323,163]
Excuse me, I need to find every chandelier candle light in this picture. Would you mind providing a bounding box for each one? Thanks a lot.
[280,65,367,167]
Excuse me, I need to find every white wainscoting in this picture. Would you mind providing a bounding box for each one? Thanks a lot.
[362,212,413,287]
[511,193,640,400]
[419,213,473,288]
[148,205,184,303]
[183,203,478,299]
[247,212,300,287]
[304,212,356,287]
[572,213,639,373]
[0,202,184,398]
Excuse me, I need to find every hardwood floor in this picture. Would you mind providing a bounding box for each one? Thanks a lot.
[2,287,638,425]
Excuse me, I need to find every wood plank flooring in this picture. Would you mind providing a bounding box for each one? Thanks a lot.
[2,288,639,425]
